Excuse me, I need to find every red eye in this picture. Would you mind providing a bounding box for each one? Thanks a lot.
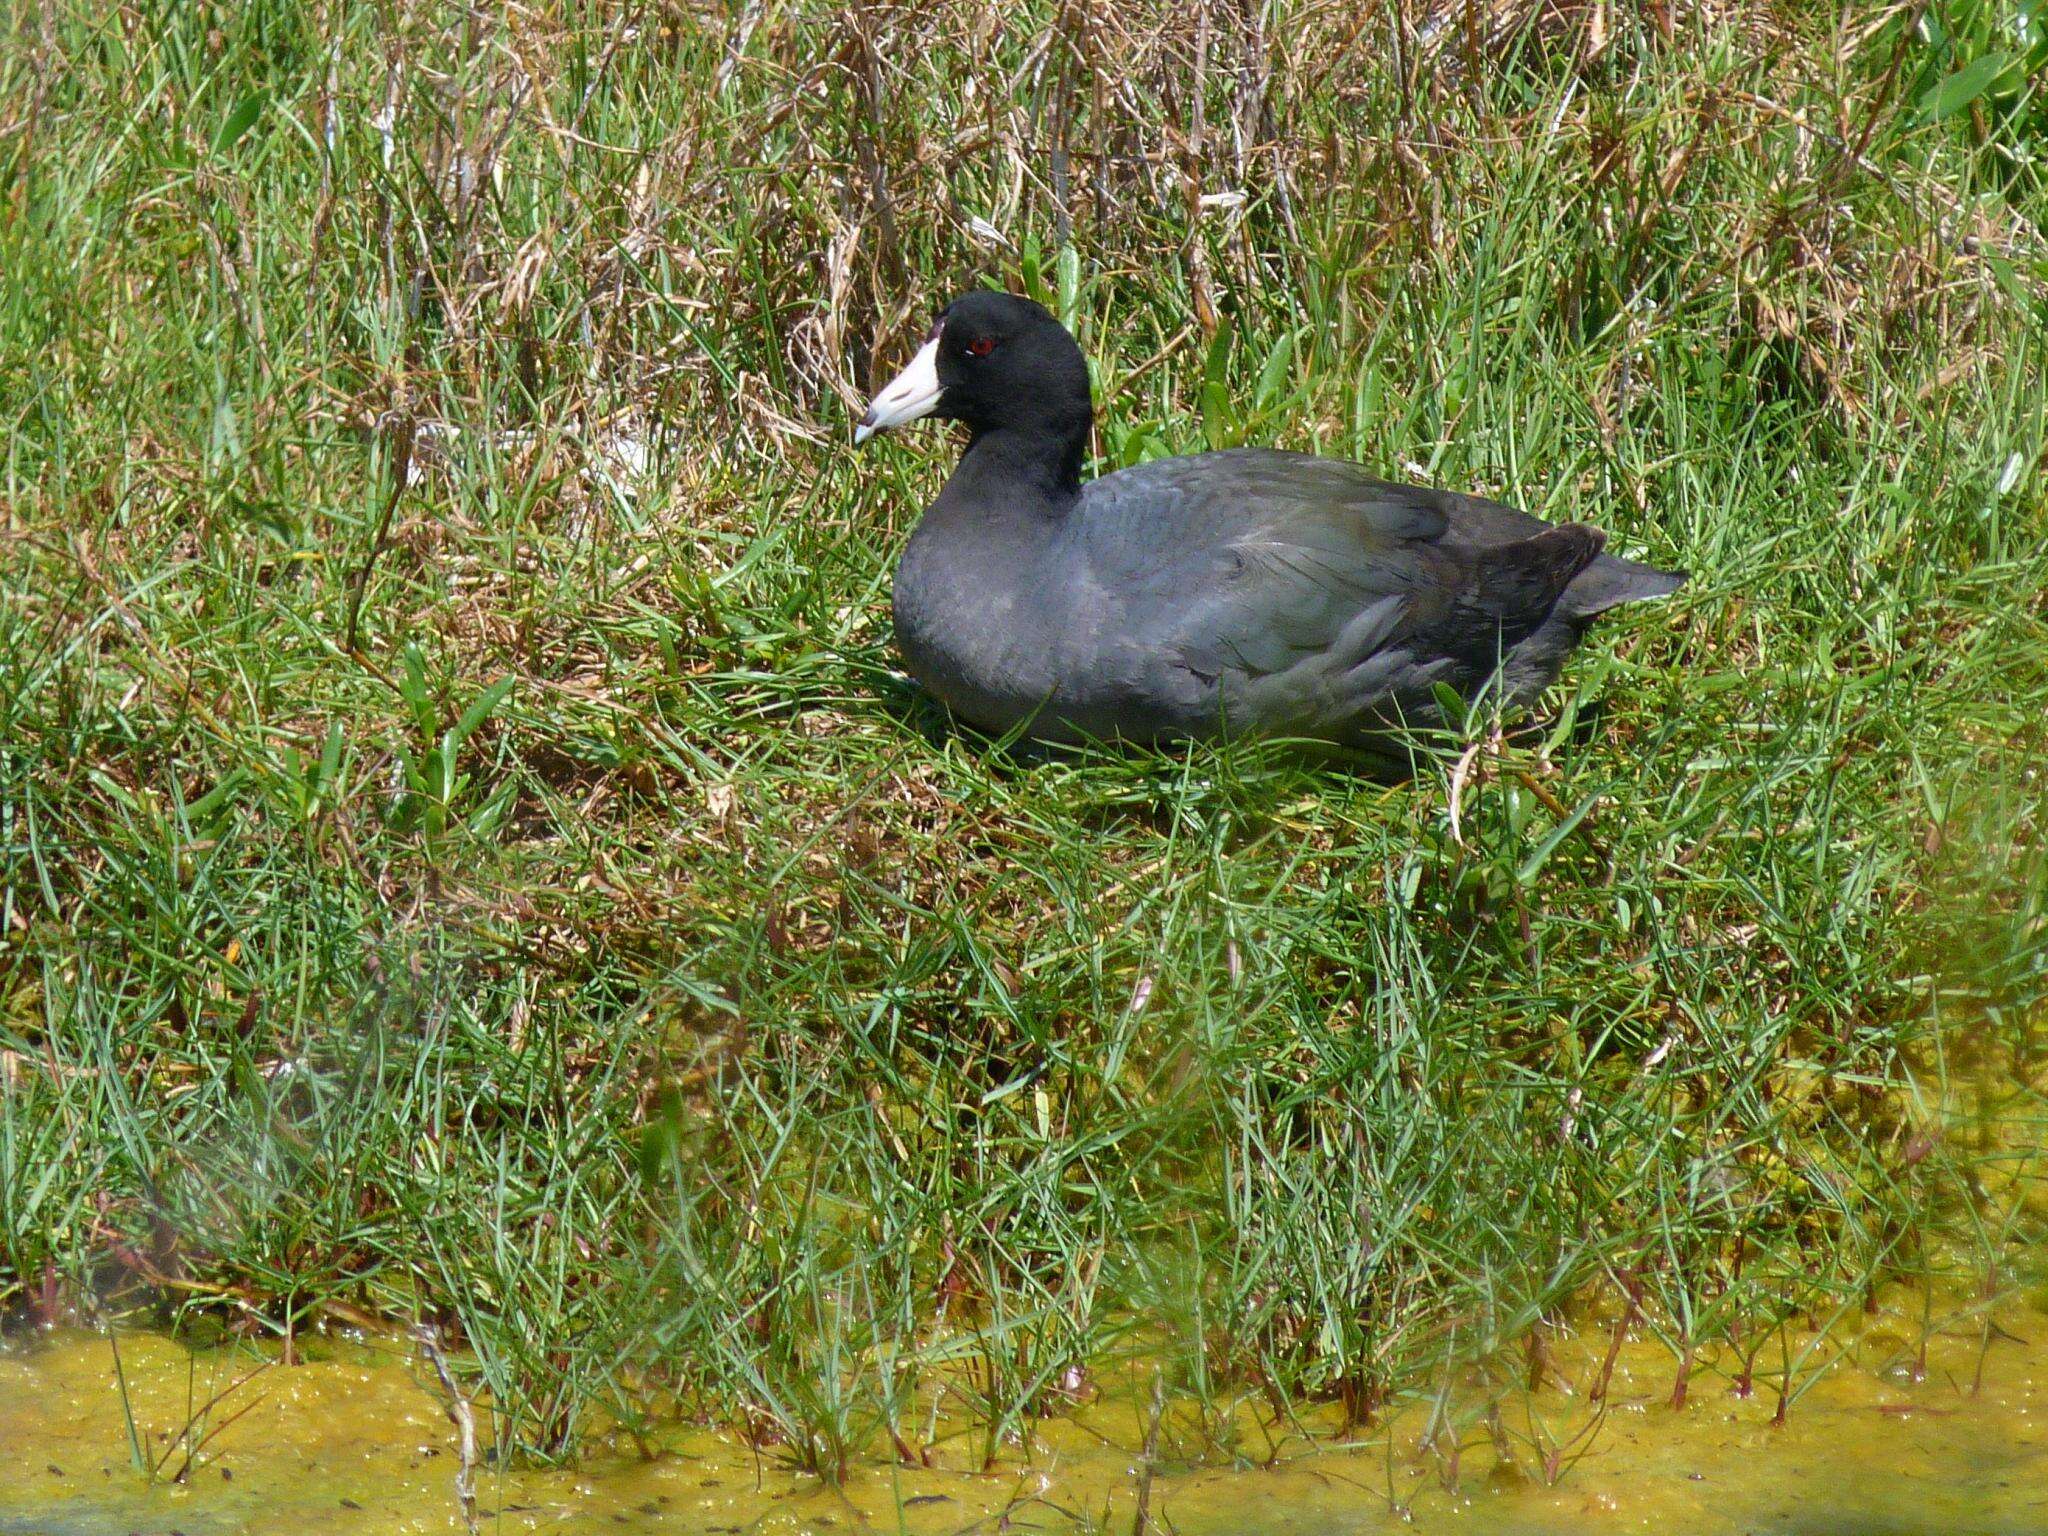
[965,336,997,358]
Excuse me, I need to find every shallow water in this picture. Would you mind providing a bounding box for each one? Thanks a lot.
[2,1293,2043,1536]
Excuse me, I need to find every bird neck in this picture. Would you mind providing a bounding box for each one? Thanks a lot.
[953,418,1089,510]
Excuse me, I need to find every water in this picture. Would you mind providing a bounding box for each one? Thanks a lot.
[2,1291,2042,1534]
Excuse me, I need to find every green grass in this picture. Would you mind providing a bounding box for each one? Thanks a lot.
[2,0,2046,1484]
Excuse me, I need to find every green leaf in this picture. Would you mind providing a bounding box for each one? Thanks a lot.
[1200,379,1233,449]
[1019,229,1045,303]
[466,776,519,839]
[637,1088,688,1184]
[317,719,344,788]
[452,674,516,745]
[1918,52,2014,120]
[1352,363,1384,444]
[1517,786,1605,885]
[214,91,267,154]
[1254,329,1296,410]
[1056,246,1081,329]
[184,769,247,826]
[400,643,435,740]
[1431,680,1469,731]
[1200,320,1236,449]
[1203,318,1234,396]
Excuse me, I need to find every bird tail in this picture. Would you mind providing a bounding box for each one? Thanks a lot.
[1471,524,1608,633]
[1558,551,1688,620]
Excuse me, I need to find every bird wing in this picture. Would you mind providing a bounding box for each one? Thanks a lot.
[1076,449,1597,689]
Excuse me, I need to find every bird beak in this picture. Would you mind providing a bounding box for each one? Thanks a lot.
[855,332,943,444]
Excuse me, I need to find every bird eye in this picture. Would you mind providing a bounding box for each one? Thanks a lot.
[965,336,997,358]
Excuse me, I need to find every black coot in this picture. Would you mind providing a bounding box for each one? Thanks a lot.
[857,292,1686,761]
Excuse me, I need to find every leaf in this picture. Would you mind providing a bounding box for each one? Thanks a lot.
[184,769,247,826]
[1200,319,1237,448]
[434,732,459,802]
[316,719,344,788]
[637,1089,688,1185]
[1019,228,1045,304]
[1352,363,1384,443]
[466,776,519,839]
[1203,317,1234,396]
[1056,246,1082,329]
[1431,680,1469,732]
[1200,378,1234,449]
[1254,329,1296,410]
[1517,786,1606,885]
[452,674,516,745]
[213,92,267,154]
[400,643,435,740]
[978,1072,1035,1108]
[1918,52,2015,120]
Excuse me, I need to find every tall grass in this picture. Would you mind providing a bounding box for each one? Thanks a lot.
[2,0,2044,1478]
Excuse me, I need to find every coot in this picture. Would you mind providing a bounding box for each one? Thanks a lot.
[858,292,1686,761]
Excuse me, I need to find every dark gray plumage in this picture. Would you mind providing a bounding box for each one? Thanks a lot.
[861,293,1686,762]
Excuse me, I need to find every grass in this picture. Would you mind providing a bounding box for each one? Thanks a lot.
[2,0,2046,1488]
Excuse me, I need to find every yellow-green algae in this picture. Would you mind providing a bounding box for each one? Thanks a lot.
[2,1291,2043,1536]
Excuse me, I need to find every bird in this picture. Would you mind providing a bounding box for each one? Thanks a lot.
[856,291,1686,769]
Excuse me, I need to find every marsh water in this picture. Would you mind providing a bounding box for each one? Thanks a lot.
[2,1292,2043,1536]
